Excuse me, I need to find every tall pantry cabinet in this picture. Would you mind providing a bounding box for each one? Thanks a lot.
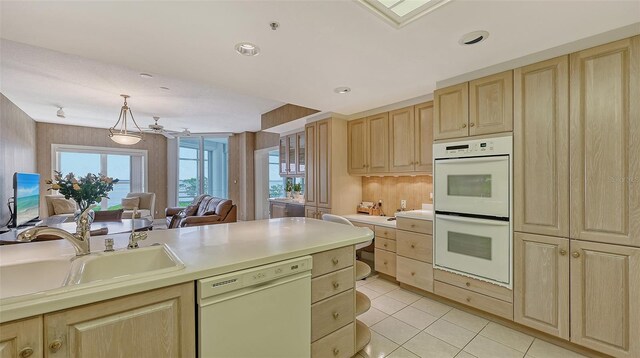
[514,36,640,358]
[305,118,361,219]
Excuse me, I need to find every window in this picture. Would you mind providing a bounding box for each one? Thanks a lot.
[178,137,228,206]
[53,145,147,210]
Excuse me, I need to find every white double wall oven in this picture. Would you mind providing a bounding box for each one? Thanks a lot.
[433,135,513,288]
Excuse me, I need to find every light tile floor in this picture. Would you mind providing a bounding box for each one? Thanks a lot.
[354,276,588,358]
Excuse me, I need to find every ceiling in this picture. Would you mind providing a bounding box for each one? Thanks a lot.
[1,1,639,132]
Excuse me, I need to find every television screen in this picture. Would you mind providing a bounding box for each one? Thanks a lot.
[14,172,40,227]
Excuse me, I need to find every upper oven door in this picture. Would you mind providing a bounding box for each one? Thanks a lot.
[434,155,509,218]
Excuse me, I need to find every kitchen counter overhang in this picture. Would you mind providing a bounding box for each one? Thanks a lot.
[0,218,373,323]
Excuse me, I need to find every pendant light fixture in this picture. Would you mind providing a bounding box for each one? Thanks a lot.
[109,94,143,145]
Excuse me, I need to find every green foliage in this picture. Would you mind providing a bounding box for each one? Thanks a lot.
[285,178,293,192]
[270,184,284,197]
[47,171,119,211]
[292,183,302,192]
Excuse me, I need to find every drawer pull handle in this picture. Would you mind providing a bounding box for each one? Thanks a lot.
[462,123,467,128]
[49,339,63,353]
[411,272,415,276]
[332,312,340,319]
[19,347,34,358]
[411,224,416,228]
[466,297,471,302]
[465,282,471,287]
[470,122,475,127]
[410,244,415,249]
[333,348,340,356]
[332,281,340,289]
[559,249,567,256]
[572,251,580,258]
[332,258,339,265]
[383,243,388,247]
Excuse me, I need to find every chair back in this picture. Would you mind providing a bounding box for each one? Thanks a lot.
[322,214,373,249]
[93,209,124,222]
[126,193,156,217]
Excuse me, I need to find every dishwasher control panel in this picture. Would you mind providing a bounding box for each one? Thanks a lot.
[198,256,313,300]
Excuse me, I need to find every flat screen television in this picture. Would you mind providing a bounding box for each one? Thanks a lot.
[13,172,40,227]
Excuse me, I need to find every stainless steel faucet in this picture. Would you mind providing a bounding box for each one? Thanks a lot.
[128,231,147,249]
[17,207,93,256]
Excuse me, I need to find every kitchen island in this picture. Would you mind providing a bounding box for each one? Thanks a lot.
[0,218,373,357]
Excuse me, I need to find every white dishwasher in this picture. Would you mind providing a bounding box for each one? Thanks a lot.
[197,256,312,358]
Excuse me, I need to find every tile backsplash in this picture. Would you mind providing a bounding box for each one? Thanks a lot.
[362,175,433,214]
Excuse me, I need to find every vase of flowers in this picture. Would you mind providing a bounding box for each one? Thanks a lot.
[46,171,119,224]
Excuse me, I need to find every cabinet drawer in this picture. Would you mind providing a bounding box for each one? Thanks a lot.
[434,269,512,303]
[375,227,396,240]
[396,231,432,263]
[434,281,513,320]
[311,322,355,358]
[374,249,396,277]
[312,267,354,303]
[396,256,433,292]
[312,246,354,278]
[375,238,396,252]
[311,289,354,342]
[352,222,375,231]
[396,218,433,234]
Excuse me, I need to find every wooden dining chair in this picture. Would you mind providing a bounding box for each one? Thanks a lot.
[93,209,124,222]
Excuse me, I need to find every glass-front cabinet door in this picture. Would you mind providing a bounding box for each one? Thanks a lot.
[296,132,305,174]
[288,135,297,175]
[279,137,288,176]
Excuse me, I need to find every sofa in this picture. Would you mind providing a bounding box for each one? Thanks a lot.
[44,192,156,221]
[165,195,237,228]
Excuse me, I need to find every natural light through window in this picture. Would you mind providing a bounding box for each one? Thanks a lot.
[359,0,451,27]
[178,137,228,206]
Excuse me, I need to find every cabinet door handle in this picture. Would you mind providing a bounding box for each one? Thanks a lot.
[332,312,340,319]
[332,281,340,289]
[49,339,63,353]
[466,297,471,302]
[411,272,416,276]
[559,249,567,256]
[384,260,388,265]
[572,251,581,258]
[410,244,415,249]
[333,348,340,356]
[383,243,388,248]
[465,282,471,287]
[470,122,475,127]
[462,123,467,128]
[332,258,339,265]
[18,347,34,358]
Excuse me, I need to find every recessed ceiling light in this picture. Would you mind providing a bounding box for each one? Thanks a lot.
[459,31,490,46]
[334,87,351,94]
[160,86,170,91]
[139,73,153,78]
[235,42,260,56]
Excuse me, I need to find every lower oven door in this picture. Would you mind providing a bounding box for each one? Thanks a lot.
[434,214,511,286]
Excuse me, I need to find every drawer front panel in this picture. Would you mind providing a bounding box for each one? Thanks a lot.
[434,269,512,303]
[312,246,354,278]
[311,322,355,358]
[434,281,514,320]
[396,218,433,234]
[396,231,432,263]
[396,256,433,292]
[312,267,355,303]
[375,238,397,252]
[374,249,397,277]
[311,289,355,342]
[375,227,396,240]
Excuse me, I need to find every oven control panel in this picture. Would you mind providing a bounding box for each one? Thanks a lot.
[433,135,512,159]
[444,141,495,154]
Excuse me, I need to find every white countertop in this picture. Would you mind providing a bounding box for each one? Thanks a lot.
[0,218,372,322]
[395,210,434,221]
[343,209,433,229]
[268,198,306,205]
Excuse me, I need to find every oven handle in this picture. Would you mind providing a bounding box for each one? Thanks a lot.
[436,214,509,226]
[435,156,508,165]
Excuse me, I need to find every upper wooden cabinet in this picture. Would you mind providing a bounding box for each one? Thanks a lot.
[569,36,640,247]
[305,124,317,207]
[570,240,640,357]
[514,56,569,238]
[44,283,195,358]
[469,70,513,135]
[0,316,43,358]
[389,106,415,172]
[434,71,513,140]
[434,82,469,140]
[347,102,433,175]
[279,132,305,177]
[514,233,569,340]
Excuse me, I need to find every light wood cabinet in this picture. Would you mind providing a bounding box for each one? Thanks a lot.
[44,283,195,358]
[316,120,331,208]
[347,118,367,175]
[0,317,43,358]
[514,56,569,238]
[434,83,469,140]
[279,136,288,176]
[389,106,415,172]
[569,36,640,247]
[570,240,640,357]
[279,132,305,177]
[414,102,434,172]
[469,70,513,135]
[514,233,569,340]
[296,132,306,174]
[367,113,389,173]
[305,124,317,207]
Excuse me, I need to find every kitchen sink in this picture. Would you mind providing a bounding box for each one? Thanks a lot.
[0,259,73,299]
[65,244,184,285]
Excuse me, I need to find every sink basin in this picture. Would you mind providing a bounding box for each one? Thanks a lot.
[0,259,72,299]
[65,244,184,285]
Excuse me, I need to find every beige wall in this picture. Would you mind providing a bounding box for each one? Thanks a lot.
[255,131,279,150]
[36,123,167,218]
[0,94,37,224]
[362,175,433,213]
[228,132,256,221]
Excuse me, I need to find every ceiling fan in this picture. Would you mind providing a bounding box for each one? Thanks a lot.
[144,117,190,138]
